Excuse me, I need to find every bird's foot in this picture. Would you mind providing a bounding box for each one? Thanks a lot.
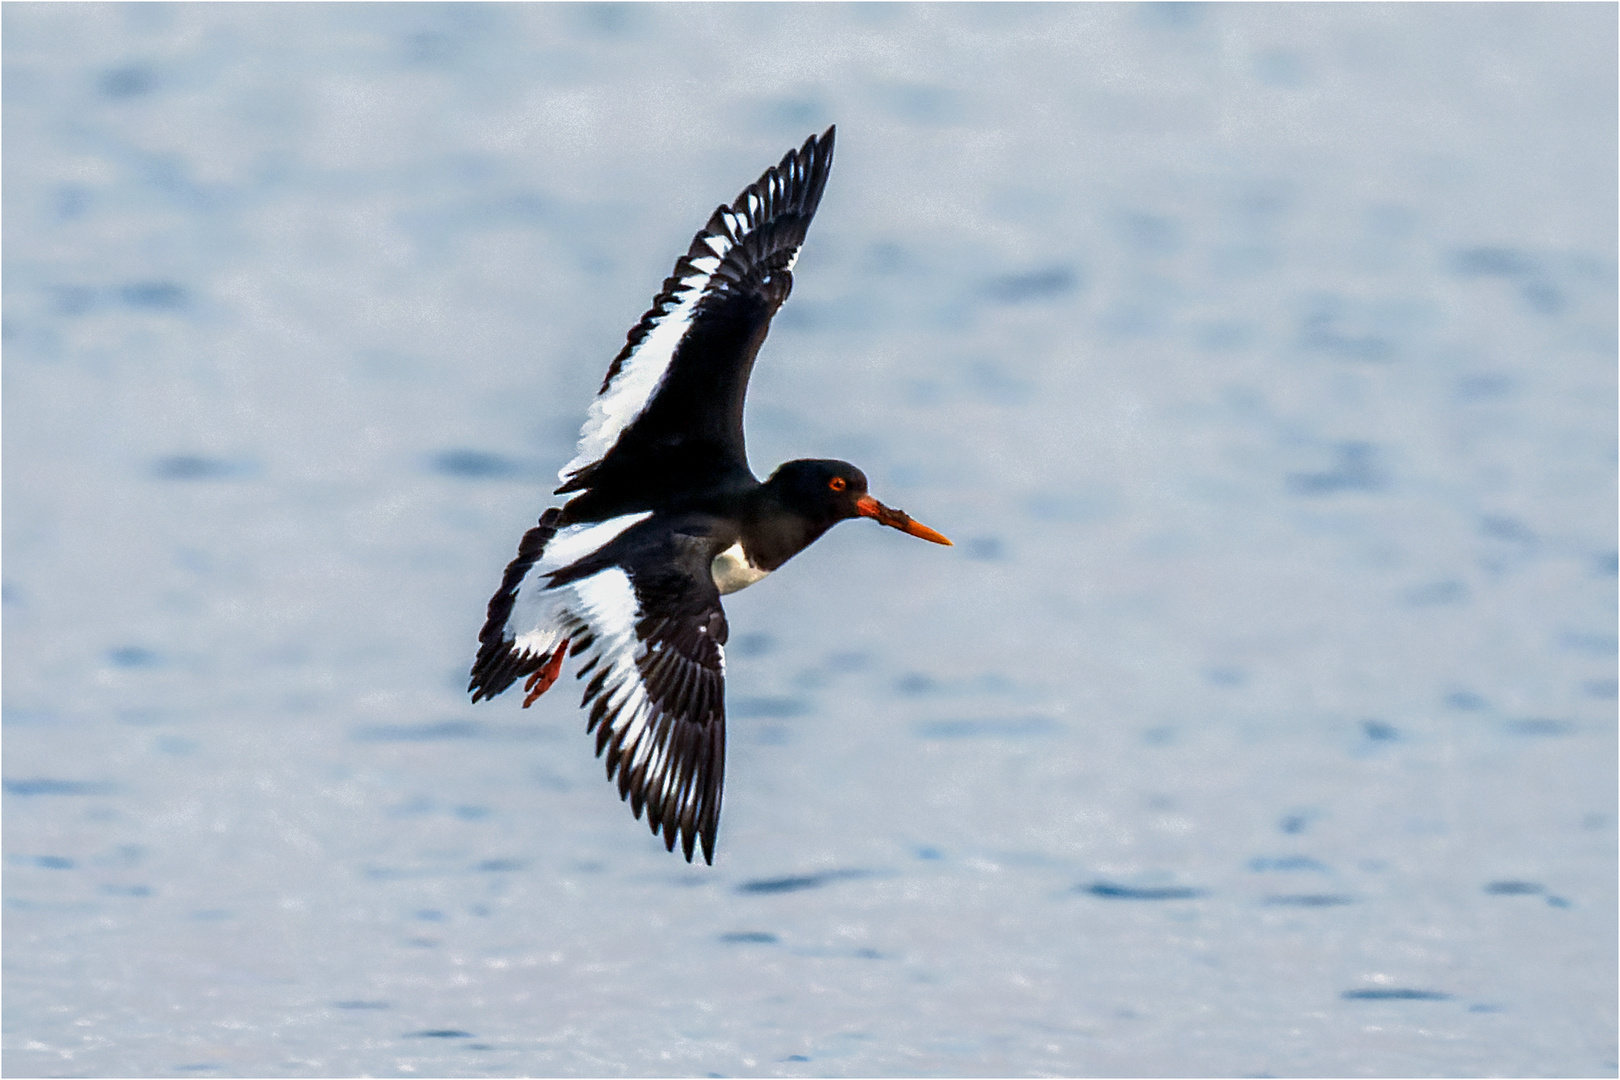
[522,639,570,707]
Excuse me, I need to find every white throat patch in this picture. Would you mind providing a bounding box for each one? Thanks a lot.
[711,541,770,595]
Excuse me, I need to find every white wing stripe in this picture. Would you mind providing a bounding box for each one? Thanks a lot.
[536,512,652,575]
[558,224,743,487]
[503,514,651,651]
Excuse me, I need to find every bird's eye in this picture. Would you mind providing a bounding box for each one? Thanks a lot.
[829,477,847,492]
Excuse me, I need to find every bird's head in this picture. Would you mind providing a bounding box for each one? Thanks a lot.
[766,459,952,545]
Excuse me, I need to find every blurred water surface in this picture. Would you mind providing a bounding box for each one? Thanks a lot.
[4,3,1616,1076]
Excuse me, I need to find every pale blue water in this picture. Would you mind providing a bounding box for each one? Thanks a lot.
[4,4,1616,1076]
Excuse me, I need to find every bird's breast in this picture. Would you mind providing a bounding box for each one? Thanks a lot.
[710,540,771,595]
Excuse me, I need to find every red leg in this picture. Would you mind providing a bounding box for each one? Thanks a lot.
[522,639,570,708]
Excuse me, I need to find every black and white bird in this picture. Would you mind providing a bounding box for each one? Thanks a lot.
[469,128,950,863]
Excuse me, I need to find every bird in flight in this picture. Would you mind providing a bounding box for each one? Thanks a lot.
[469,128,951,863]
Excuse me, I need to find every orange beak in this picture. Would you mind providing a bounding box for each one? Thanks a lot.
[855,495,953,546]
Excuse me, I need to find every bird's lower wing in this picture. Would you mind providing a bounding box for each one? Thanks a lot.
[470,516,729,863]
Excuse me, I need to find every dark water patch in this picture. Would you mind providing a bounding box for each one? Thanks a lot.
[122,281,186,310]
[1512,279,1564,314]
[1444,690,1488,711]
[1026,488,1118,523]
[25,855,75,869]
[967,358,1033,405]
[1264,893,1354,907]
[1206,666,1247,687]
[1142,726,1175,746]
[334,1000,390,1010]
[1583,679,1617,699]
[874,81,959,125]
[415,909,446,922]
[1593,551,1618,577]
[730,697,807,719]
[1484,880,1543,895]
[1546,895,1572,909]
[51,283,95,313]
[1403,579,1469,606]
[730,632,775,657]
[738,869,869,895]
[352,720,482,742]
[1361,720,1399,742]
[1454,372,1515,402]
[1083,881,1206,901]
[100,884,152,896]
[454,805,490,820]
[99,65,156,98]
[4,778,116,797]
[430,449,533,479]
[1504,718,1574,737]
[916,847,943,860]
[1196,319,1253,350]
[1342,988,1450,1001]
[896,673,936,695]
[1286,442,1386,496]
[475,859,523,872]
[364,866,439,881]
[962,536,1003,561]
[6,897,100,914]
[761,96,826,131]
[914,716,1059,740]
[1299,310,1393,363]
[719,931,778,944]
[152,455,254,480]
[408,1029,473,1039]
[1278,810,1319,835]
[389,795,435,817]
[1120,212,1182,257]
[1469,1003,1504,1013]
[574,2,644,38]
[1449,247,1564,314]
[1255,49,1307,88]
[108,645,160,668]
[782,1054,811,1062]
[824,650,869,673]
[1249,856,1329,873]
[404,30,466,66]
[1141,2,1204,29]
[1557,630,1616,656]
[1452,247,1536,277]
[985,265,1079,303]
[156,736,198,756]
[754,724,792,747]
[1479,515,1535,544]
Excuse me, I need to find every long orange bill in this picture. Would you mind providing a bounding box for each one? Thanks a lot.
[855,495,953,546]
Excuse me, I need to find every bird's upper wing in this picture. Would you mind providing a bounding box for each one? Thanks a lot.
[556,127,835,507]
[471,513,729,863]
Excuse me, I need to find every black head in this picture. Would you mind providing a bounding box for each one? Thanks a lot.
[763,459,951,545]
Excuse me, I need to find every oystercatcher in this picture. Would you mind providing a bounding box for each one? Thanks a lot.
[469,127,950,863]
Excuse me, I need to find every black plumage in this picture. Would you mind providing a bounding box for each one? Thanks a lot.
[470,128,949,863]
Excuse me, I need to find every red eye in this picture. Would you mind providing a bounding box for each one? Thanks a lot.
[829,477,847,492]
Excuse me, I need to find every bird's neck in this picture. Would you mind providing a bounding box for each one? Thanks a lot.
[739,484,834,572]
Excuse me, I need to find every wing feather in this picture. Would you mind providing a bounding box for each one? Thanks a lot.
[556,128,836,508]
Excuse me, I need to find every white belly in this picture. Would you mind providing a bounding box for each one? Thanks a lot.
[711,541,771,595]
